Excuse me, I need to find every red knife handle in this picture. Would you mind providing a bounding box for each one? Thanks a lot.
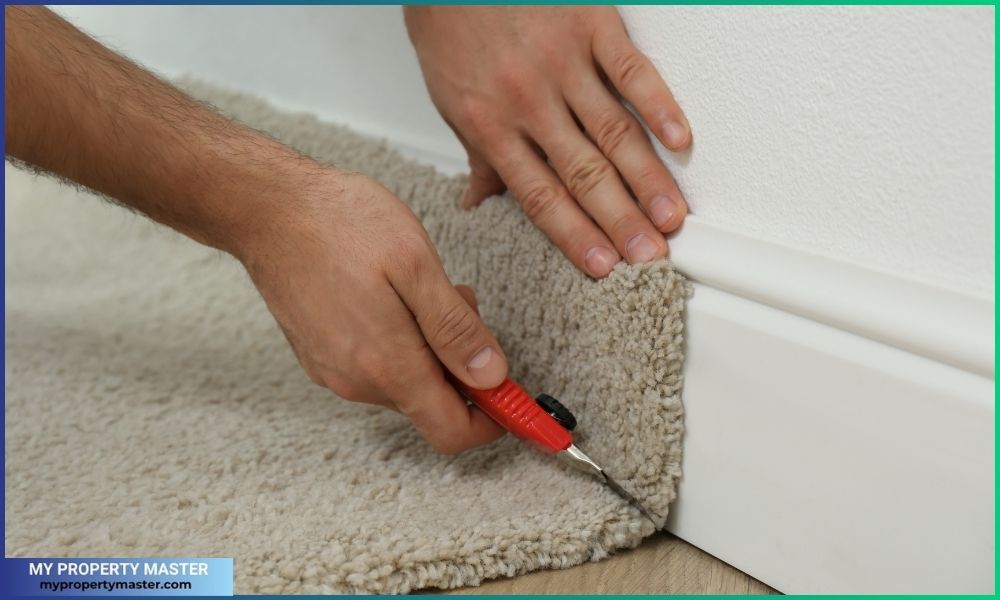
[455,377,573,454]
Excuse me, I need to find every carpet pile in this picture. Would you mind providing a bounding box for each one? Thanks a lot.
[5,81,688,593]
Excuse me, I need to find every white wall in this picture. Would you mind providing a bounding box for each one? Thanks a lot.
[51,5,458,158]
[627,6,994,299]
[52,5,995,300]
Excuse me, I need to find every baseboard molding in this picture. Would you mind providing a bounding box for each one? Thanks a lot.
[670,284,994,593]
[668,218,994,378]
[371,130,994,592]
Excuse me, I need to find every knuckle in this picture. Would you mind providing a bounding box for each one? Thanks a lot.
[429,302,482,353]
[390,234,432,280]
[538,42,568,72]
[612,49,648,89]
[633,164,665,188]
[566,158,615,198]
[593,113,633,155]
[356,346,394,391]
[454,95,496,139]
[495,68,542,114]
[519,183,565,223]
[609,212,641,239]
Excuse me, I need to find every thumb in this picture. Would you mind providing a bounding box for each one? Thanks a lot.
[397,272,508,390]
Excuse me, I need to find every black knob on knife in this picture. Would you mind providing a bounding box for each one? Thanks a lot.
[535,394,577,431]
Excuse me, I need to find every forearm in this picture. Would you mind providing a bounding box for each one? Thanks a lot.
[5,6,320,255]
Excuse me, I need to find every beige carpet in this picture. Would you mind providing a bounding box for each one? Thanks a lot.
[4,80,688,594]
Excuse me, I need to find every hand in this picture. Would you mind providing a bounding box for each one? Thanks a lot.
[405,6,691,278]
[5,7,505,456]
[237,168,508,454]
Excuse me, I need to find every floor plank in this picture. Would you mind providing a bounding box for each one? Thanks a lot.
[446,533,777,595]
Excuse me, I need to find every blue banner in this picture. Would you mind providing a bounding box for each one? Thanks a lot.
[1,558,233,597]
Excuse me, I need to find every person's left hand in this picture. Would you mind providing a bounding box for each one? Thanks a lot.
[405,6,691,278]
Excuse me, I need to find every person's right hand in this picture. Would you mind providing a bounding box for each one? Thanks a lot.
[235,167,508,454]
[5,6,506,455]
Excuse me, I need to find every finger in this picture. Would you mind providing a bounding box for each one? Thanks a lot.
[390,257,509,390]
[454,135,506,209]
[531,111,667,264]
[566,75,687,233]
[463,153,506,209]
[444,283,507,449]
[392,356,506,455]
[383,340,506,454]
[369,285,505,454]
[486,138,622,277]
[593,25,692,152]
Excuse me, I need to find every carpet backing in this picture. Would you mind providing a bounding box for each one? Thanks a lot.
[4,80,688,593]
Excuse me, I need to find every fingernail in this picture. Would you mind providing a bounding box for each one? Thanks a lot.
[626,234,659,263]
[662,120,689,148]
[584,246,619,277]
[467,346,503,386]
[649,195,677,229]
[468,346,494,370]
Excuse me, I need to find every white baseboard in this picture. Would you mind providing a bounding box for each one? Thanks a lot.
[668,218,994,378]
[672,284,994,593]
[370,132,994,593]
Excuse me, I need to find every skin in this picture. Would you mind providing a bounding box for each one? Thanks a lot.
[405,6,692,278]
[5,6,507,454]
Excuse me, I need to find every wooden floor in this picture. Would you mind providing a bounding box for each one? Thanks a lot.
[449,533,776,595]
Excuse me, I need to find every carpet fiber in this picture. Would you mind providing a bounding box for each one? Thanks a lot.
[5,81,688,594]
